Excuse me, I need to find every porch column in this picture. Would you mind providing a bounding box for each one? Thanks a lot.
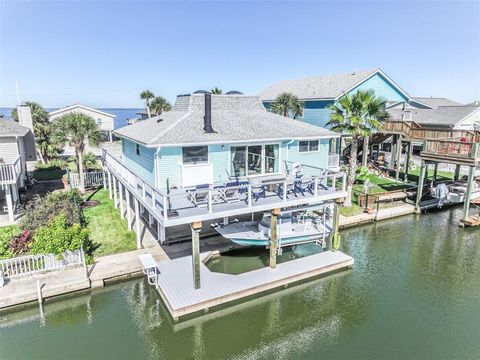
[113,177,118,209]
[103,171,107,190]
[415,160,427,213]
[462,165,475,223]
[126,190,132,231]
[119,182,125,218]
[362,136,369,167]
[395,136,402,182]
[5,185,14,223]
[107,171,113,199]
[332,203,341,251]
[191,221,202,289]
[269,208,280,269]
[404,142,413,182]
[109,131,113,142]
[134,198,142,249]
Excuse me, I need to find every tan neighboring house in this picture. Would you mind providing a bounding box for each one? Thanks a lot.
[49,105,115,156]
[0,105,36,225]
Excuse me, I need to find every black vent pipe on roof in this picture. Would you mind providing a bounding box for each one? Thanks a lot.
[203,93,214,133]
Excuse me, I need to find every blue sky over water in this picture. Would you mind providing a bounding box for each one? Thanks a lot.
[1,0,479,107]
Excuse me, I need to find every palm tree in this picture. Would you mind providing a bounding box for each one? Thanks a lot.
[11,101,59,163]
[327,90,389,207]
[150,96,172,116]
[140,90,155,118]
[211,87,223,95]
[53,113,103,192]
[270,92,304,119]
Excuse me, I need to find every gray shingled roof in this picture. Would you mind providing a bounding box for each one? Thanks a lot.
[0,118,29,137]
[259,69,379,101]
[412,97,463,107]
[388,106,480,127]
[114,94,337,146]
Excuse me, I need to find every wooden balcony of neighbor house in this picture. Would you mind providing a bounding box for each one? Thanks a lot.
[420,139,480,166]
[0,156,22,187]
[102,149,347,227]
[382,120,478,141]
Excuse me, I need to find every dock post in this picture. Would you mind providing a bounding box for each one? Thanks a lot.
[415,160,427,213]
[454,164,461,181]
[462,165,475,223]
[269,208,280,269]
[332,203,341,251]
[191,221,202,289]
[134,198,142,249]
[107,171,112,199]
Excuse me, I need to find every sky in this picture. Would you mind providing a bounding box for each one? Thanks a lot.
[0,0,479,108]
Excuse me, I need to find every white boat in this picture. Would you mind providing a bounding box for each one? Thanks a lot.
[214,209,332,247]
[430,181,480,205]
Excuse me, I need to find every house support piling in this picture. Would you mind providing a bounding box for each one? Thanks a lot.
[332,203,340,251]
[191,221,202,289]
[113,178,118,209]
[415,160,427,213]
[119,182,125,219]
[134,198,142,249]
[462,166,475,223]
[107,171,112,199]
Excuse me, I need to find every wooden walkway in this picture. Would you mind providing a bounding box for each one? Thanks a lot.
[155,250,353,320]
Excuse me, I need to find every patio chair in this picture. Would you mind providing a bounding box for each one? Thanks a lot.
[251,185,265,201]
[221,182,241,203]
[295,177,314,196]
[186,184,210,207]
[278,178,297,199]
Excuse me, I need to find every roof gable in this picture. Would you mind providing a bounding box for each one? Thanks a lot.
[49,104,116,118]
[347,70,410,102]
[0,119,29,137]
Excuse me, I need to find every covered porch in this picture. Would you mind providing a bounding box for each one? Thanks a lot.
[0,156,22,225]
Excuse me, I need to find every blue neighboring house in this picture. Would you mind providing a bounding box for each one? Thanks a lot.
[113,92,342,190]
[259,68,433,129]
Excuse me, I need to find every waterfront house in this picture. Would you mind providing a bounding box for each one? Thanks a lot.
[259,68,432,129]
[49,104,116,143]
[0,106,36,225]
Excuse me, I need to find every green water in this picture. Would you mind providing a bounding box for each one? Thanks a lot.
[1,208,479,360]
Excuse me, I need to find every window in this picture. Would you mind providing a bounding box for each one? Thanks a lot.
[182,146,208,164]
[96,118,102,125]
[135,144,140,156]
[299,140,319,153]
[231,144,279,177]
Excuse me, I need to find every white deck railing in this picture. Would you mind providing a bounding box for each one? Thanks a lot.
[328,153,340,168]
[69,171,104,189]
[0,156,22,186]
[0,250,84,278]
[102,149,346,224]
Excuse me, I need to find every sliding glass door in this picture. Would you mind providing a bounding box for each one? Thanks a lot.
[231,144,279,177]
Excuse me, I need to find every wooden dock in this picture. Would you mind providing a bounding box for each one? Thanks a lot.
[155,250,354,320]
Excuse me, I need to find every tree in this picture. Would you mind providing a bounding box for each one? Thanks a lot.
[327,90,389,207]
[140,90,155,118]
[150,96,172,116]
[11,101,60,163]
[211,87,223,95]
[53,113,103,192]
[270,92,304,119]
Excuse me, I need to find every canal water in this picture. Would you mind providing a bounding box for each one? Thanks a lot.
[1,208,479,359]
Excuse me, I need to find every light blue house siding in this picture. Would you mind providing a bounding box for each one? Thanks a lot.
[263,72,409,128]
[151,140,331,188]
[122,139,156,185]
[286,139,330,170]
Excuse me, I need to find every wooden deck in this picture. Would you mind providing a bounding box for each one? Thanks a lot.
[155,250,353,320]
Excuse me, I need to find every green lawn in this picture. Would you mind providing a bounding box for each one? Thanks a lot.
[82,189,136,257]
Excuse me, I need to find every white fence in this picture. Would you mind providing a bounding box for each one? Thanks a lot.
[0,250,84,278]
[69,171,104,189]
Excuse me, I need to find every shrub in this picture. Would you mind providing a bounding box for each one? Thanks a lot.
[35,158,68,171]
[19,190,83,233]
[10,230,32,255]
[30,215,92,260]
[0,225,21,259]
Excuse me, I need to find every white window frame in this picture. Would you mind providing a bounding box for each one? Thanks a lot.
[298,140,320,153]
[96,118,102,125]
[181,145,209,165]
[229,142,282,178]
